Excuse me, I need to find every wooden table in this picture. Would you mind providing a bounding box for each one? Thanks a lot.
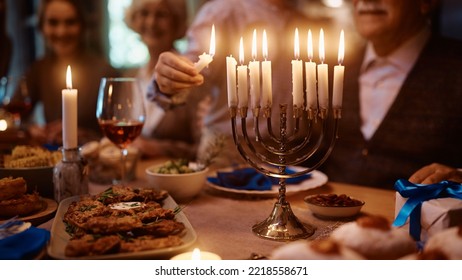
[40,159,396,260]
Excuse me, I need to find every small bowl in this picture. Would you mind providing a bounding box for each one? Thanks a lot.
[145,162,209,203]
[0,166,54,198]
[304,194,365,219]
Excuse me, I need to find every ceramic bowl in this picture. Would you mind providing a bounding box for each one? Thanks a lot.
[145,162,209,203]
[304,193,365,219]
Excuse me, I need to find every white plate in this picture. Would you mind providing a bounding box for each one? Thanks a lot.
[47,195,197,259]
[206,167,328,198]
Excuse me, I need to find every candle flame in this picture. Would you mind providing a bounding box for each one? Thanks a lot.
[319,28,325,63]
[66,65,72,89]
[209,24,216,56]
[307,29,313,61]
[239,37,244,65]
[252,29,257,61]
[338,30,345,65]
[294,28,300,60]
[192,248,201,260]
[262,30,268,60]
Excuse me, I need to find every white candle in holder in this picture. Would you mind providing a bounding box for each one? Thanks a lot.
[237,37,248,108]
[171,248,222,260]
[333,30,345,109]
[305,29,317,109]
[261,30,272,108]
[249,29,261,109]
[291,28,303,108]
[317,29,329,109]
[62,65,78,149]
[226,55,238,107]
[194,24,215,72]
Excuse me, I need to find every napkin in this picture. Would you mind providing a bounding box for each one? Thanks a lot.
[207,167,311,191]
[0,224,50,260]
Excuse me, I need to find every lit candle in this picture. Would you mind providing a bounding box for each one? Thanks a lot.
[170,248,222,260]
[62,65,78,149]
[333,30,345,109]
[194,24,215,72]
[305,29,317,109]
[226,55,238,107]
[317,28,329,109]
[249,29,261,109]
[237,37,248,108]
[261,30,272,108]
[291,28,303,108]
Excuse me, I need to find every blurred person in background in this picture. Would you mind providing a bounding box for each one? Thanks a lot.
[320,0,462,188]
[124,0,201,159]
[24,0,118,147]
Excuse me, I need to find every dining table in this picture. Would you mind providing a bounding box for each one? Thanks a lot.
[38,158,396,260]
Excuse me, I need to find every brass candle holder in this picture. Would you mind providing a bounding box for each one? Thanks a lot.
[230,103,341,241]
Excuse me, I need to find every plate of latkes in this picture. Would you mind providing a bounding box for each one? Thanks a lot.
[47,186,197,259]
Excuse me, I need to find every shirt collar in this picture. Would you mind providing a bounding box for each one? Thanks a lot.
[361,26,431,74]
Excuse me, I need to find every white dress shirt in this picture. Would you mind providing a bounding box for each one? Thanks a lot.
[359,27,431,140]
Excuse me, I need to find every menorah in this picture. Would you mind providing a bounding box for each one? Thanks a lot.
[223,28,345,240]
[229,104,341,241]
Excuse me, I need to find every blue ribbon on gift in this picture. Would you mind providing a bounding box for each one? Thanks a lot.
[392,179,462,241]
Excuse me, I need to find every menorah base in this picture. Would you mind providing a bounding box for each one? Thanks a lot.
[252,201,315,241]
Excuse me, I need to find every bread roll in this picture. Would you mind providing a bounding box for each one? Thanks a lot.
[331,214,417,259]
[0,177,27,201]
[0,192,44,217]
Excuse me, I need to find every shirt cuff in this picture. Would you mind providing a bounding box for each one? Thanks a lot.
[146,80,189,110]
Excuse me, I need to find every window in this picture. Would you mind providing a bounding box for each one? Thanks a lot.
[107,0,148,69]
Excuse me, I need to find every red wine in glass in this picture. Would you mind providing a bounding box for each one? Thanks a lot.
[98,120,143,149]
[96,77,145,183]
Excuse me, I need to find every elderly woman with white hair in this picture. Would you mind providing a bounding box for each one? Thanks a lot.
[125,0,202,159]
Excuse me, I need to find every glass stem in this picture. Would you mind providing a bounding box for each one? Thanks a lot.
[121,148,129,183]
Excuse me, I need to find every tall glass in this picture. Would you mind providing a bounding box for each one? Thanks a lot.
[0,76,31,128]
[96,77,145,184]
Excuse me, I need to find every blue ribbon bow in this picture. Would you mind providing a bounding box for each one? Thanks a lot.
[392,179,462,241]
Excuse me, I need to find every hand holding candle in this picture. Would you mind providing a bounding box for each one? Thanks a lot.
[333,30,345,109]
[62,65,78,149]
[291,28,303,108]
[249,29,261,109]
[194,25,215,72]
[317,29,329,109]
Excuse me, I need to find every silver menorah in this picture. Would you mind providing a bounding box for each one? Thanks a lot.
[230,104,341,241]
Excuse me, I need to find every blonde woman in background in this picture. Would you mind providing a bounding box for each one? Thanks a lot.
[125,0,203,159]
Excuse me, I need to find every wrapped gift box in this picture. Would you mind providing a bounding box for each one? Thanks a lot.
[394,192,462,242]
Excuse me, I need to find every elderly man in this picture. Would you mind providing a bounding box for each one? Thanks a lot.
[321,0,462,188]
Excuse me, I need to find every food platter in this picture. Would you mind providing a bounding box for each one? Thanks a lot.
[0,198,57,226]
[206,167,328,198]
[47,195,197,259]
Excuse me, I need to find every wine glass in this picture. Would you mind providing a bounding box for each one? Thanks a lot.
[0,76,32,128]
[96,77,145,183]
